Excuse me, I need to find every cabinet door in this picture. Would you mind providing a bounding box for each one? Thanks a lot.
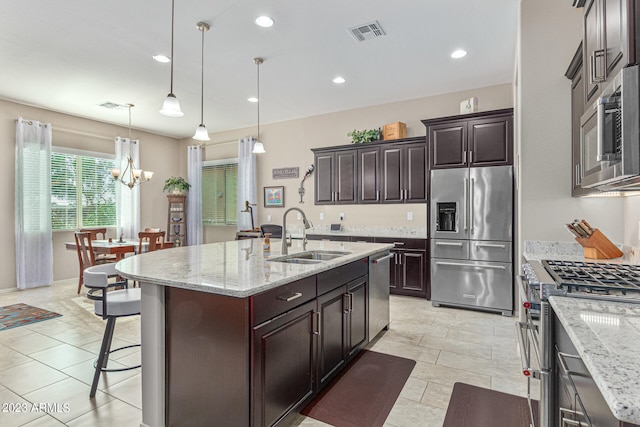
[404,143,428,202]
[399,251,427,295]
[468,116,513,166]
[584,0,603,104]
[317,286,346,388]
[381,146,403,203]
[335,150,357,204]
[252,300,317,427]
[604,0,626,76]
[358,147,381,204]
[428,121,467,169]
[314,152,334,205]
[346,277,368,360]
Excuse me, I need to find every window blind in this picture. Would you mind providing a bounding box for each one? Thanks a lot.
[202,162,238,225]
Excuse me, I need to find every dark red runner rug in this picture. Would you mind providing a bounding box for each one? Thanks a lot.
[444,382,538,427]
[301,350,416,427]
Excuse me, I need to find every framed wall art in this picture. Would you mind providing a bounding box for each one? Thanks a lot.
[264,186,284,207]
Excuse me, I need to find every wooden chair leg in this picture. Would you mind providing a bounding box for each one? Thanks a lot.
[77,269,84,294]
[90,317,116,398]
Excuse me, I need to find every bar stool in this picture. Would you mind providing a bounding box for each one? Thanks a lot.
[84,263,141,398]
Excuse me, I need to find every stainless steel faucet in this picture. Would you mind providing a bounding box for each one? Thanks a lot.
[281,207,312,255]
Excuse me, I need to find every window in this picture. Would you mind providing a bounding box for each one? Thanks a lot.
[51,148,116,231]
[202,159,238,225]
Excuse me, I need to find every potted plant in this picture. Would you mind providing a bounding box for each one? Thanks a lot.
[163,176,191,194]
[347,128,382,144]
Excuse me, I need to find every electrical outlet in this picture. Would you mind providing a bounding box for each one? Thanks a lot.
[320,212,325,220]
[297,213,302,220]
[407,212,413,221]
[267,214,271,222]
[339,213,345,221]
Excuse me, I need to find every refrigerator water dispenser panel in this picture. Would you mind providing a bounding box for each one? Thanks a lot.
[437,202,457,232]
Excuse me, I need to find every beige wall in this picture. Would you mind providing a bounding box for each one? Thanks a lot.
[517,0,626,253]
[200,84,513,238]
[1,99,180,288]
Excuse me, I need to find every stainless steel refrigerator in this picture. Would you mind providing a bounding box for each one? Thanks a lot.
[430,165,513,315]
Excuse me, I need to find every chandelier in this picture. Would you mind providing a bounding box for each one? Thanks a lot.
[110,104,153,188]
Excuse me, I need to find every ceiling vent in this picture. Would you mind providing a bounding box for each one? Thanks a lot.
[347,21,386,42]
[97,101,124,109]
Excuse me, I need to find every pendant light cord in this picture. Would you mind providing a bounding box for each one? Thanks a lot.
[200,25,205,125]
[169,0,175,94]
[255,58,262,140]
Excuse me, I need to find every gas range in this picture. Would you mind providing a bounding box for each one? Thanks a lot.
[522,259,640,304]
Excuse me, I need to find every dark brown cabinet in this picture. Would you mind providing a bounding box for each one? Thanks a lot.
[252,300,317,427]
[424,109,514,169]
[313,137,426,205]
[583,0,634,106]
[314,149,357,205]
[316,275,367,388]
[374,238,428,299]
[380,143,427,203]
[566,43,598,197]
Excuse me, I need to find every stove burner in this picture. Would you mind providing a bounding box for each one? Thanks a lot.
[542,260,640,296]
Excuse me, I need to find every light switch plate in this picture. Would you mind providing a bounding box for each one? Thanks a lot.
[320,212,325,220]
[267,214,272,222]
[297,213,302,220]
[407,212,413,221]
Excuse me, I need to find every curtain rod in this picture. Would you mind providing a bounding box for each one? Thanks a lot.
[198,139,242,147]
[15,119,114,140]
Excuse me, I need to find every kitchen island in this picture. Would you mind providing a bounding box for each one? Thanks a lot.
[115,238,393,427]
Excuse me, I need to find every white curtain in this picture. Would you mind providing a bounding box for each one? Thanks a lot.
[187,145,203,246]
[114,137,140,240]
[15,118,53,289]
[237,137,257,231]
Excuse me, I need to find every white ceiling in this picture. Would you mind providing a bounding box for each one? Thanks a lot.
[0,0,518,139]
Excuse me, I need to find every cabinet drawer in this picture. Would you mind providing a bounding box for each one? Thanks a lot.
[317,258,368,296]
[469,241,512,262]
[375,237,427,250]
[251,276,317,325]
[431,239,469,259]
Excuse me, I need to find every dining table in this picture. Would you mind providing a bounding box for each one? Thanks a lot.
[65,239,174,261]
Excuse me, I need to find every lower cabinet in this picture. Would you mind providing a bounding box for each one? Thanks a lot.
[317,276,368,389]
[252,300,317,427]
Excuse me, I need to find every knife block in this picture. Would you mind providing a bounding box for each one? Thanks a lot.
[575,229,623,259]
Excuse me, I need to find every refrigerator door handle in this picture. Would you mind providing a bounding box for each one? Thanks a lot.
[463,178,468,231]
[470,178,475,233]
[435,261,506,270]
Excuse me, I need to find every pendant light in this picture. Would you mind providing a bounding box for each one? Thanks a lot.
[193,21,210,141]
[160,0,184,117]
[110,104,154,188]
[252,57,266,154]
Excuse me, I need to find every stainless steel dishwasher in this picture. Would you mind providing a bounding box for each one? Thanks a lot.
[369,250,393,341]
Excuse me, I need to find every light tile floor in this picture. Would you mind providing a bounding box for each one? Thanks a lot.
[0,280,534,426]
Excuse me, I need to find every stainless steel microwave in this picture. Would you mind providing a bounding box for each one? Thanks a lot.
[580,64,640,190]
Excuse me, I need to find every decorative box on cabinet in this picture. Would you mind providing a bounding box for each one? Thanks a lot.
[167,194,187,246]
[423,109,514,170]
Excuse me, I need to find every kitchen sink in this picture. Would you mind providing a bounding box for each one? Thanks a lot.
[268,250,351,264]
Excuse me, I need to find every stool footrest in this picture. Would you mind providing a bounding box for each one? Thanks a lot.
[93,344,141,372]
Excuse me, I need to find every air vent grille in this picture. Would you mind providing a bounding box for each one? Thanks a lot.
[347,20,386,42]
[97,101,124,109]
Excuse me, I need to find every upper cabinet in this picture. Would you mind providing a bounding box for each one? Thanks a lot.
[314,149,357,205]
[312,137,427,205]
[583,0,635,106]
[423,109,514,169]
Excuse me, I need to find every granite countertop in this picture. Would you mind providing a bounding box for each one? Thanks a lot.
[115,239,393,298]
[307,225,427,240]
[523,240,639,265]
[549,296,640,424]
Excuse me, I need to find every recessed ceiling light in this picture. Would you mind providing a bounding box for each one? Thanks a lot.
[255,15,274,28]
[451,49,467,59]
[247,97,258,103]
[333,76,346,84]
[153,54,171,63]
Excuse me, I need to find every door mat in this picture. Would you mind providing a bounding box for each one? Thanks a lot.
[444,382,538,427]
[301,350,416,427]
[0,303,62,331]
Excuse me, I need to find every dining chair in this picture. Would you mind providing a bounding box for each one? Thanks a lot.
[260,224,283,239]
[138,230,166,253]
[83,263,141,398]
[79,227,117,264]
[74,231,97,294]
